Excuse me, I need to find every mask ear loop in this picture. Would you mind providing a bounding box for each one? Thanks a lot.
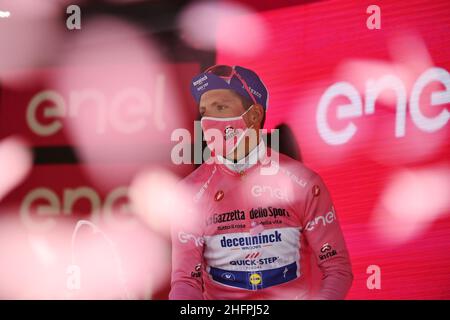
[224,124,258,158]
[241,104,258,128]
[241,104,254,116]
[225,106,258,157]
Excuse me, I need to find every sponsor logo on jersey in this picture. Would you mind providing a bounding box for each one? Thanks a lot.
[320,243,332,252]
[304,207,336,232]
[209,262,298,290]
[245,252,260,259]
[251,185,288,201]
[224,125,239,140]
[249,273,262,285]
[319,243,337,260]
[194,166,217,202]
[312,185,320,197]
[191,263,202,278]
[230,256,279,266]
[278,167,308,188]
[220,230,282,249]
[249,207,290,219]
[221,272,236,281]
[178,231,204,247]
[217,223,246,231]
[214,190,224,201]
[206,209,245,226]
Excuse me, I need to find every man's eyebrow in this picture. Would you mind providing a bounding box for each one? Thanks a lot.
[199,98,236,111]
[200,99,233,108]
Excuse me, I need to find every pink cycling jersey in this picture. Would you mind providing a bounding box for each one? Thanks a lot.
[170,141,353,300]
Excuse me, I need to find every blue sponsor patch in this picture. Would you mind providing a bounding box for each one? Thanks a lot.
[209,262,297,290]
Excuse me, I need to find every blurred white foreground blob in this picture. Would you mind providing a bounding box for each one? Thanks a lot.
[178,0,268,57]
[0,136,32,201]
[371,164,450,245]
[0,0,62,85]
[129,166,199,237]
[50,16,184,189]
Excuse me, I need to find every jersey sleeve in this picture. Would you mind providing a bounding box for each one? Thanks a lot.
[301,173,353,299]
[168,182,205,300]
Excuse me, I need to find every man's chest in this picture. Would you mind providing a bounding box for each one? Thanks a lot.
[200,172,303,237]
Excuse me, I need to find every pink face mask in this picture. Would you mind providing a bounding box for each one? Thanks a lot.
[201,105,255,158]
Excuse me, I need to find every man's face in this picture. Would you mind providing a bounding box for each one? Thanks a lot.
[199,89,247,118]
[199,89,264,160]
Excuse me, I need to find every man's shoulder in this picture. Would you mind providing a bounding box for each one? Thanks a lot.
[273,150,321,188]
[179,162,217,186]
[178,162,218,204]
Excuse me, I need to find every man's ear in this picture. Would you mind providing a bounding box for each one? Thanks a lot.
[249,104,264,128]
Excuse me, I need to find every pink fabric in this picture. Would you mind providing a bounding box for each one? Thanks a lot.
[169,146,353,300]
[200,105,254,158]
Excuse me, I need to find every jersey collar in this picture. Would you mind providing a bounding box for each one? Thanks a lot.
[216,139,267,174]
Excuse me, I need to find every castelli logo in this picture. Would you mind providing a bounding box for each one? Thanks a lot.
[319,243,337,261]
[214,190,225,201]
[312,185,320,197]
